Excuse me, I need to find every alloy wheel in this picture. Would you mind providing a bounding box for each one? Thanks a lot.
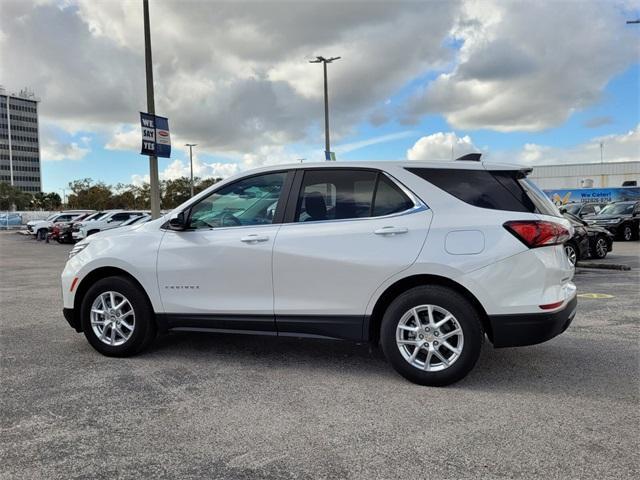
[595,238,608,258]
[564,244,577,265]
[90,291,136,346]
[623,226,632,241]
[396,304,464,372]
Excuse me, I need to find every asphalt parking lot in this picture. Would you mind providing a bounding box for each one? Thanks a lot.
[1,232,638,479]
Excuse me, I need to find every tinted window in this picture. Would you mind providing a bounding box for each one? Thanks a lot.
[110,213,131,222]
[581,204,595,215]
[189,172,286,229]
[406,168,559,216]
[373,175,414,216]
[295,170,377,222]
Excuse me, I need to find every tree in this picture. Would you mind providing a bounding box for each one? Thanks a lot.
[0,182,32,210]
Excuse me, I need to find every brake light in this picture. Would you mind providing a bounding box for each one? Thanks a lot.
[539,300,563,310]
[504,220,571,248]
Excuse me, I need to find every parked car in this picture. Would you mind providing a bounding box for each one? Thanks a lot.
[49,212,95,243]
[0,212,22,229]
[119,214,151,227]
[560,202,606,218]
[583,201,640,241]
[26,211,92,240]
[73,210,147,241]
[61,161,576,386]
[562,213,613,265]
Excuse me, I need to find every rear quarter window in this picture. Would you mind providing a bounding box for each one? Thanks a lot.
[406,167,559,216]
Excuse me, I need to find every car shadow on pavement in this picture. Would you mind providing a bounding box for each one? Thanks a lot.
[144,331,636,398]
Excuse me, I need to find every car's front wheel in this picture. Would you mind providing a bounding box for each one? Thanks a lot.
[80,276,156,357]
[592,236,609,259]
[380,285,483,386]
[564,242,578,266]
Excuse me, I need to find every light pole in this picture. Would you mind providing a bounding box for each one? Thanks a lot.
[185,143,197,197]
[143,0,161,219]
[60,188,66,206]
[309,56,340,160]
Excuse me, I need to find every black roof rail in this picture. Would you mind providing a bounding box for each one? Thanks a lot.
[455,153,482,162]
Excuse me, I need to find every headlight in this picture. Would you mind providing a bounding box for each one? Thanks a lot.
[69,242,88,259]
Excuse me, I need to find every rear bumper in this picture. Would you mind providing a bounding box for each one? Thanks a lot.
[63,308,82,332]
[489,294,577,348]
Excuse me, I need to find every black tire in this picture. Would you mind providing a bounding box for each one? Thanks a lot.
[380,285,483,386]
[620,224,633,241]
[592,236,608,259]
[36,228,47,241]
[80,276,156,357]
[87,230,99,237]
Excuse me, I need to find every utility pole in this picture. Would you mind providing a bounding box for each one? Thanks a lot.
[185,144,197,197]
[309,56,340,160]
[143,0,161,218]
[60,188,66,206]
[600,141,604,164]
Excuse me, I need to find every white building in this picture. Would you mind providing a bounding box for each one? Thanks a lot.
[529,161,640,190]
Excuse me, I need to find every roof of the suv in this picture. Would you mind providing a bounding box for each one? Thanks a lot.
[258,160,528,172]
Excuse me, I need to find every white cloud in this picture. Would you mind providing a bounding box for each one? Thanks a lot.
[41,138,90,162]
[105,125,140,151]
[407,125,640,165]
[405,0,638,131]
[407,132,477,161]
[335,131,416,155]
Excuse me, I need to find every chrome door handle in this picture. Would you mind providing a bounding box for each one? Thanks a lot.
[374,226,408,235]
[240,234,269,243]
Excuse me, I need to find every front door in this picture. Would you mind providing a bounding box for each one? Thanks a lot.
[273,168,431,340]
[157,171,290,333]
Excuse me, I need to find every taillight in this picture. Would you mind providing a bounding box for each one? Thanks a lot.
[504,220,571,248]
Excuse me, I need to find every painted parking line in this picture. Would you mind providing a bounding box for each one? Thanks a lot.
[577,293,615,299]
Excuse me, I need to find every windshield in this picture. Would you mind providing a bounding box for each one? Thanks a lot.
[564,204,581,214]
[46,214,58,221]
[598,203,634,216]
[83,212,103,221]
[95,212,112,221]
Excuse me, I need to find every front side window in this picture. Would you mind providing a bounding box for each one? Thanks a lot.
[189,172,286,229]
[294,169,413,222]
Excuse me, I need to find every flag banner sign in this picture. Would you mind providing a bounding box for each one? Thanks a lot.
[325,150,336,161]
[140,112,171,158]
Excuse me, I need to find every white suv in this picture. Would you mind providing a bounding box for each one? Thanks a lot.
[61,161,576,386]
[73,210,147,240]
[26,210,92,240]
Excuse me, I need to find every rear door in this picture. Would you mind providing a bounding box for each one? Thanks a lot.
[272,168,431,340]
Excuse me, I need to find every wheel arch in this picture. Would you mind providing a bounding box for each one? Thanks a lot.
[73,266,156,330]
[366,274,492,344]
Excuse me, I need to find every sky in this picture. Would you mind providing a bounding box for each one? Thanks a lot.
[1,0,639,195]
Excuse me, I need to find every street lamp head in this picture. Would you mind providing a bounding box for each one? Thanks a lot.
[309,56,341,64]
[185,143,197,147]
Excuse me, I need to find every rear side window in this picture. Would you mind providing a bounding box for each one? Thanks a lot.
[406,168,559,216]
[294,170,414,222]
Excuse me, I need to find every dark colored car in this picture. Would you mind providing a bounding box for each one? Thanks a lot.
[51,211,101,243]
[563,213,613,265]
[560,202,606,218]
[583,201,640,241]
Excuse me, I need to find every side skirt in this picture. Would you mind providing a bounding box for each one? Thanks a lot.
[156,313,368,342]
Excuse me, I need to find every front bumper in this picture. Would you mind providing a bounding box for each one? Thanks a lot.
[489,294,577,348]
[63,308,82,332]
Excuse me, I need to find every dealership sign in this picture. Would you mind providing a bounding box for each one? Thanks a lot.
[544,187,640,206]
[140,112,171,158]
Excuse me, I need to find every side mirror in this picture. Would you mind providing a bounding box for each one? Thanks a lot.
[559,207,567,214]
[168,211,188,230]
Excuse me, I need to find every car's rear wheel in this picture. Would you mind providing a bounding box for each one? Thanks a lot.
[80,276,156,357]
[564,242,578,265]
[87,230,99,237]
[380,285,483,386]
[592,236,608,259]
[36,228,47,241]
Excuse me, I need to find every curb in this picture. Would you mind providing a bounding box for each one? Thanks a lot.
[576,262,631,271]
